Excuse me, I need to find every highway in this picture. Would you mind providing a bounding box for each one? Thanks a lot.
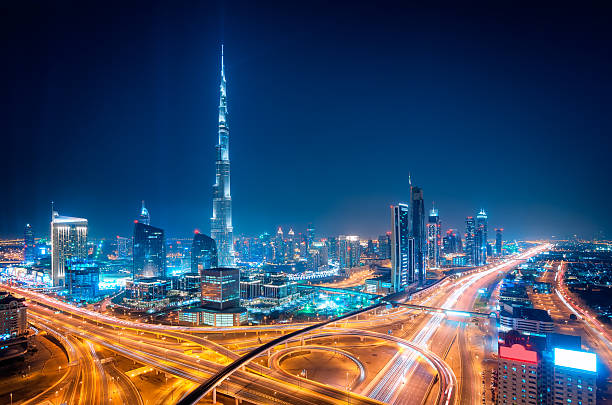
[1,244,547,405]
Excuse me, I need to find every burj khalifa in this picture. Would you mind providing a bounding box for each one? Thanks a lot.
[211,45,235,267]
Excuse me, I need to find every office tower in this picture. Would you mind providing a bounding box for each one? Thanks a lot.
[211,45,235,267]
[191,232,218,274]
[24,224,35,262]
[465,216,476,265]
[426,206,441,268]
[306,223,315,249]
[411,186,426,283]
[327,236,339,262]
[443,229,459,253]
[198,267,247,326]
[274,227,285,263]
[139,200,150,225]
[495,228,504,256]
[475,209,488,265]
[287,228,296,260]
[133,222,166,279]
[552,348,597,405]
[0,293,27,340]
[51,211,88,287]
[378,232,392,260]
[338,235,361,270]
[116,236,130,259]
[391,204,415,292]
[65,260,99,301]
[497,330,597,405]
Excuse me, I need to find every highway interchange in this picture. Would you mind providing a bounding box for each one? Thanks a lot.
[2,244,549,405]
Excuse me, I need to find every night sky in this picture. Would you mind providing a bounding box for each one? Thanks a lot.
[2,1,611,240]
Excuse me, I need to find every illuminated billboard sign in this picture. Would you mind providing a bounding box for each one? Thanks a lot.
[554,348,596,373]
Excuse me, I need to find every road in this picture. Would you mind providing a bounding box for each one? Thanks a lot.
[1,244,547,405]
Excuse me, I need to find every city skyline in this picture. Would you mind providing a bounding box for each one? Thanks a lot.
[3,2,611,240]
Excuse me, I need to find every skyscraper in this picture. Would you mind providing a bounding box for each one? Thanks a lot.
[495,228,504,256]
[191,232,218,274]
[391,204,415,292]
[211,45,235,267]
[475,209,488,265]
[465,216,476,265]
[426,206,441,268]
[24,224,35,262]
[139,200,150,225]
[133,222,166,279]
[51,211,88,287]
[411,186,426,283]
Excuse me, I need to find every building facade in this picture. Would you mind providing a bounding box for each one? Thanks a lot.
[211,45,235,267]
[465,216,476,266]
[475,209,488,266]
[51,211,88,287]
[426,206,441,268]
[391,204,415,292]
[191,232,218,274]
[411,186,426,283]
[24,224,35,262]
[133,222,166,279]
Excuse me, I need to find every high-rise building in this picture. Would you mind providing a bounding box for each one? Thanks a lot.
[495,228,504,257]
[116,236,130,259]
[327,236,338,262]
[443,229,460,253]
[475,209,488,265]
[306,223,315,249]
[274,227,285,263]
[0,293,27,340]
[338,235,361,270]
[51,211,88,287]
[191,232,218,274]
[211,45,235,267]
[465,216,476,265]
[411,186,426,283]
[196,267,246,326]
[139,200,150,225]
[426,206,441,268]
[378,232,392,260]
[24,224,35,262]
[133,222,166,279]
[65,260,99,301]
[391,204,415,292]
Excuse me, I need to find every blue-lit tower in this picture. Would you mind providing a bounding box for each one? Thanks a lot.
[211,45,235,267]
[475,209,488,265]
[391,204,415,292]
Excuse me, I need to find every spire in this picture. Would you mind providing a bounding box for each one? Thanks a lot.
[221,44,225,79]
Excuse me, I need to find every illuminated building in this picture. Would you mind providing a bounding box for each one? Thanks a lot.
[65,260,99,301]
[338,235,361,270]
[442,229,460,253]
[124,278,171,310]
[475,209,488,265]
[211,45,235,267]
[552,348,597,405]
[0,293,27,340]
[0,293,28,359]
[133,222,166,279]
[51,210,88,287]
[200,267,246,326]
[465,216,475,265]
[326,236,338,262]
[497,339,541,405]
[287,228,296,260]
[426,206,441,268]
[391,204,415,292]
[499,303,554,334]
[24,224,35,262]
[378,232,391,260]
[496,330,597,405]
[411,186,426,283]
[274,227,285,263]
[116,235,130,259]
[139,200,150,225]
[306,223,315,249]
[191,232,218,274]
[496,228,504,256]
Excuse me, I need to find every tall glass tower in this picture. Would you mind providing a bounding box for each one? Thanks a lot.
[211,45,235,267]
